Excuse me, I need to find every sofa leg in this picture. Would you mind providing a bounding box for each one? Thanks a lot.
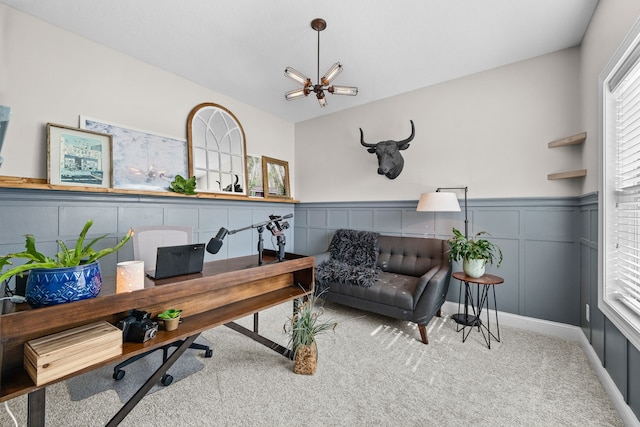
[418,325,429,344]
[436,308,442,317]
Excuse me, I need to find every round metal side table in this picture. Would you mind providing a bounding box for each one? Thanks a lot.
[452,271,504,349]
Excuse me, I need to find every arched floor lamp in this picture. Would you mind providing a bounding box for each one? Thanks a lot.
[417,187,477,326]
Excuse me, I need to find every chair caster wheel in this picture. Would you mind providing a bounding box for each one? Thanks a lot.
[161,374,173,386]
[205,349,213,358]
[113,369,125,381]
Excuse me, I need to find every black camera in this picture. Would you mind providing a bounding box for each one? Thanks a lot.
[117,310,159,343]
[267,215,290,236]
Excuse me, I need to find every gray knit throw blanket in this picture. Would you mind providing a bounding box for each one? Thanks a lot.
[315,229,380,293]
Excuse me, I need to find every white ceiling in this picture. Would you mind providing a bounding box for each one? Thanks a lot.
[1,0,598,123]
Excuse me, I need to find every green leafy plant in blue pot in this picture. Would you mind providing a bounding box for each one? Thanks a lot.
[0,220,133,307]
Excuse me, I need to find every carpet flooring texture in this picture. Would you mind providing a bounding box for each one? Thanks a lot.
[0,301,623,426]
[66,337,211,403]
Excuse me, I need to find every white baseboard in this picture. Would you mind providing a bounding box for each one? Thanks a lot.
[441,301,640,427]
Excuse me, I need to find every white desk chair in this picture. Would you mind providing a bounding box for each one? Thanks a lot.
[132,225,192,273]
[113,225,212,386]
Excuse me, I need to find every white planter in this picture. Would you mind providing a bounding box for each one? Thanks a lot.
[463,259,486,278]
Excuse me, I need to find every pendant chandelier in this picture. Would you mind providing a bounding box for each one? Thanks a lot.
[284,18,358,108]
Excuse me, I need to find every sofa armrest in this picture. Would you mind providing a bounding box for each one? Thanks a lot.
[412,262,452,324]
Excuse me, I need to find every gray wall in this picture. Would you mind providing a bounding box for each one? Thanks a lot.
[0,188,294,283]
[579,194,640,418]
[294,196,580,325]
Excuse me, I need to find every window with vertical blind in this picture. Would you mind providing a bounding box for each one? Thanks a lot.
[601,18,640,351]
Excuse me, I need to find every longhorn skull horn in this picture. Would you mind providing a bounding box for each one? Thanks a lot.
[396,120,415,147]
[360,128,376,148]
[359,120,415,148]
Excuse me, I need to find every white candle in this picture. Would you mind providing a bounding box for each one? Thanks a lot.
[116,260,145,293]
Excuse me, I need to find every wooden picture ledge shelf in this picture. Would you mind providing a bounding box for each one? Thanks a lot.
[0,176,298,203]
[547,169,587,180]
[547,132,587,180]
[547,132,587,148]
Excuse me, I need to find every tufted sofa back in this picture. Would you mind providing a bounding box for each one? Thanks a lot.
[376,235,449,277]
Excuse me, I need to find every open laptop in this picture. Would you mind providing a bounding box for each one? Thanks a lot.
[145,243,205,280]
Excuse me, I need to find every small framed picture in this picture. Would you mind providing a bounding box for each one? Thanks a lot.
[262,156,291,199]
[247,155,263,197]
[47,123,112,188]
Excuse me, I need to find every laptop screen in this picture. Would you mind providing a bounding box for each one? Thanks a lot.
[146,243,205,279]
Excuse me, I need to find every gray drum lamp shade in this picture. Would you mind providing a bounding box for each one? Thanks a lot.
[416,192,461,212]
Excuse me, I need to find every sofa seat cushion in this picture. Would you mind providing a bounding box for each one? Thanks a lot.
[326,271,418,311]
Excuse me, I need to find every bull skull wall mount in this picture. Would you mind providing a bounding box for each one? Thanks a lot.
[360,120,415,179]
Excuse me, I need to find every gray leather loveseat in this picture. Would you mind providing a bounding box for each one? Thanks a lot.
[314,229,452,344]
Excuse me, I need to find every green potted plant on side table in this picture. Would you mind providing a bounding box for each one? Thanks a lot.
[0,220,133,307]
[284,292,337,375]
[158,309,183,331]
[448,227,503,278]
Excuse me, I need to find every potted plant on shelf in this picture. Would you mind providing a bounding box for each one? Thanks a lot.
[284,292,337,375]
[448,227,503,278]
[157,308,183,331]
[0,220,133,307]
[168,175,197,195]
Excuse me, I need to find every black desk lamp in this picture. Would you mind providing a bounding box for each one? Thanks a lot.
[206,214,292,265]
[417,187,475,326]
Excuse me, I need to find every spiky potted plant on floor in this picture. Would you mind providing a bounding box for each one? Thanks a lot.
[284,291,337,375]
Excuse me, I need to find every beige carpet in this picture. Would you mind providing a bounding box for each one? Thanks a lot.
[0,301,623,426]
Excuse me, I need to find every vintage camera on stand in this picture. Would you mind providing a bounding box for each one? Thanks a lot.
[267,215,290,262]
[117,309,159,343]
[267,214,290,236]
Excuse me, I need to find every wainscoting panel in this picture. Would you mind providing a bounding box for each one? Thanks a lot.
[474,209,519,237]
[0,188,294,283]
[580,244,591,341]
[606,318,629,401]
[524,208,578,241]
[374,209,403,232]
[294,198,581,325]
[351,209,375,230]
[0,205,59,243]
[328,210,349,229]
[523,239,578,324]
[630,347,640,418]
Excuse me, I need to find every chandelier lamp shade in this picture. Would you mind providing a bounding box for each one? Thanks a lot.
[284,18,358,108]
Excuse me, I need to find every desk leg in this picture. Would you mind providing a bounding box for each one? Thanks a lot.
[27,388,45,427]
[105,333,199,427]
[225,321,293,359]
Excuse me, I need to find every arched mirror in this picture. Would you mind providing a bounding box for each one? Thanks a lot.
[187,103,247,195]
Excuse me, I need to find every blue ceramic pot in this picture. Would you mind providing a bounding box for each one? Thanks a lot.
[25,262,102,308]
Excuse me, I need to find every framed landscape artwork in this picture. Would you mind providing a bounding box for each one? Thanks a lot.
[247,155,263,197]
[47,123,112,188]
[262,156,290,199]
[80,116,188,191]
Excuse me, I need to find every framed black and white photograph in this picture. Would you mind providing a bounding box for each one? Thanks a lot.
[262,156,291,199]
[80,116,188,191]
[47,123,112,188]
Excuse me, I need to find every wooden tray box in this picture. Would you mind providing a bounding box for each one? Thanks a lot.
[24,321,122,386]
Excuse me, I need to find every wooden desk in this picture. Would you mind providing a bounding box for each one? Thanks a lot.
[0,251,314,426]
